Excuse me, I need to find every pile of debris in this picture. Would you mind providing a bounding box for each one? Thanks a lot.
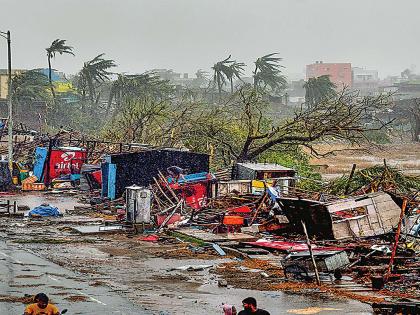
[2,130,420,312]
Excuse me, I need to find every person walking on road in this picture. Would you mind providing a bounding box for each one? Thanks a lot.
[238,297,270,315]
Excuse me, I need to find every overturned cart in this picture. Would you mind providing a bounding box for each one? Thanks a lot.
[282,249,350,280]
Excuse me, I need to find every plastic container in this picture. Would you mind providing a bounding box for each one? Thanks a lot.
[20,170,29,182]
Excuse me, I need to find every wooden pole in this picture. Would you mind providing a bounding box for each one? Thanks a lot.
[158,171,180,203]
[344,164,356,195]
[153,177,174,205]
[301,220,321,285]
[385,198,407,280]
[250,193,267,225]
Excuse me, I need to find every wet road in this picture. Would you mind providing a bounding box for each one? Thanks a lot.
[0,238,375,315]
[0,240,150,315]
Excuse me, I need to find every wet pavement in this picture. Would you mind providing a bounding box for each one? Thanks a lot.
[0,240,150,315]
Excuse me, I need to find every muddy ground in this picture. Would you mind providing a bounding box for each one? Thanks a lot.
[310,142,420,179]
[0,193,375,314]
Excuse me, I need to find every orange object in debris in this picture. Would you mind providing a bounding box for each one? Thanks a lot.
[22,175,37,184]
[33,183,46,190]
[21,182,33,191]
[223,215,244,225]
[22,182,46,191]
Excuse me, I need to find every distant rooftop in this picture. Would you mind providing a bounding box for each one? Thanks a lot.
[236,162,294,171]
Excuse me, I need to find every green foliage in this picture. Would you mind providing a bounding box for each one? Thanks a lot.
[48,101,104,133]
[253,53,287,95]
[328,165,420,195]
[303,75,337,107]
[76,53,116,105]
[108,72,175,114]
[258,148,323,191]
[46,39,74,58]
[212,55,245,94]
[11,70,51,104]
[46,39,74,100]
[102,95,170,143]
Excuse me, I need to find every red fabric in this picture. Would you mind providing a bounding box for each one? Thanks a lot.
[139,235,159,242]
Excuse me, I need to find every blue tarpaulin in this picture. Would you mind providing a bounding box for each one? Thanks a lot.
[28,205,61,217]
[167,172,210,184]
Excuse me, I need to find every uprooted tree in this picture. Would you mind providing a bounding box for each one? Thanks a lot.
[180,86,393,166]
[103,85,393,167]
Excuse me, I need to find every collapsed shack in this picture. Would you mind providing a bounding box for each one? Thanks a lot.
[280,192,402,240]
[102,149,209,199]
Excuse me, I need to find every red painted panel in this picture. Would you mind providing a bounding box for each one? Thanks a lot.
[48,149,86,181]
[170,181,208,210]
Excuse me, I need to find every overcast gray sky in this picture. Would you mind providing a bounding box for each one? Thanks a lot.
[0,0,419,79]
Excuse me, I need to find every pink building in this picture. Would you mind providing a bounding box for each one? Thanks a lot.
[306,61,352,89]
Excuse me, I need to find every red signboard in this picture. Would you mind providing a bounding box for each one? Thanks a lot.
[48,148,86,181]
[170,181,208,210]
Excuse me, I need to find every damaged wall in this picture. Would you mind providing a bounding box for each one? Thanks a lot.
[280,192,402,240]
[327,192,401,239]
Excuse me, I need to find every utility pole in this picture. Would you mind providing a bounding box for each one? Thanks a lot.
[6,31,12,172]
[0,30,12,172]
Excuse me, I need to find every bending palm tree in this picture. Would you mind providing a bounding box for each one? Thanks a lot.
[212,55,233,97]
[46,39,74,100]
[76,54,116,113]
[253,53,286,94]
[227,61,246,93]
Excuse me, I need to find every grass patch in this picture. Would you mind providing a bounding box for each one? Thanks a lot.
[167,231,207,246]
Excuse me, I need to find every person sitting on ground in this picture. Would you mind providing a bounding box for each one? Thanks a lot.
[24,293,60,315]
[238,297,270,315]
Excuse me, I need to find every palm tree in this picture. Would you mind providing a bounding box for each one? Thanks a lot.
[303,75,337,107]
[253,53,286,94]
[227,61,246,93]
[212,55,233,97]
[77,53,116,106]
[46,39,74,100]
